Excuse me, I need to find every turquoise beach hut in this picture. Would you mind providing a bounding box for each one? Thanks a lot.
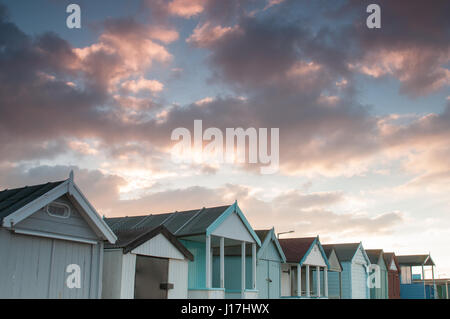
[365,249,389,299]
[212,228,286,299]
[106,201,261,299]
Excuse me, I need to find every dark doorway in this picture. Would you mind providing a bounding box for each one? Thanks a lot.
[134,255,169,299]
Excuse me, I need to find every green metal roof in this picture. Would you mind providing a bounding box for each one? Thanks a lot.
[323,243,361,262]
[365,249,384,264]
[105,205,231,237]
[0,181,65,223]
[255,229,271,242]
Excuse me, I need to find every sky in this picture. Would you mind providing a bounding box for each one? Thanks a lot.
[0,0,449,278]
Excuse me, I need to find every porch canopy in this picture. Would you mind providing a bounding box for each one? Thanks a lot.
[279,236,330,298]
[397,254,436,290]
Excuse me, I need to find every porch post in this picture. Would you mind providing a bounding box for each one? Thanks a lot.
[324,268,328,298]
[297,265,301,297]
[220,237,225,289]
[305,265,310,297]
[432,266,436,299]
[446,282,449,299]
[206,234,211,288]
[316,266,321,297]
[241,241,246,298]
[339,272,343,299]
[422,265,426,298]
[252,243,256,290]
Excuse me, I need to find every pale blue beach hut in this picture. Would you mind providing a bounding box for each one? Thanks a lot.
[212,228,286,299]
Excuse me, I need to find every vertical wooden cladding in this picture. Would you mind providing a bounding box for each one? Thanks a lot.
[388,271,400,299]
[0,228,102,298]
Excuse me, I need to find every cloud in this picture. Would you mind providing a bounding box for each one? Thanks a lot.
[121,77,164,94]
[342,0,450,97]
[167,0,207,18]
[187,22,241,48]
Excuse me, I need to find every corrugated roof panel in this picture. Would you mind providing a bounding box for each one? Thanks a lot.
[162,209,201,233]
[176,205,230,237]
[107,216,146,232]
[139,212,174,229]
[0,181,65,221]
[104,205,232,238]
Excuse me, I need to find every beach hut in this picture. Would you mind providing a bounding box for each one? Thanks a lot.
[102,225,193,299]
[105,201,261,299]
[210,228,286,299]
[254,229,286,299]
[278,236,330,298]
[397,254,437,299]
[0,172,116,299]
[324,242,371,299]
[430,279,450,299]
[365,249,388,299]
[322,245,343,299]
[383,252,400,299]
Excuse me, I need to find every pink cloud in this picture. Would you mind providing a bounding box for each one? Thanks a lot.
[121,77,164,94]
[168,0,207,18]
[350,49,450,96]
[187,22,241,48]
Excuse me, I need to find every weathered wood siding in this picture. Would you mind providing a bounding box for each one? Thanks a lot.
[0,228,102,298]
[327,271,341,298]
[15,195,98,241]
[102,249,123,299]
[168,259,189,298]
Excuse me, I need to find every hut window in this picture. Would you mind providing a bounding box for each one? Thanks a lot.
[46,202,71,218]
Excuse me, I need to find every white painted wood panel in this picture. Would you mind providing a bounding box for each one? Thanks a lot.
[211,212,255,243]
[303,243,327,267]
[168,259,189,299]
[120,253,136,299]
[132,233,185,260]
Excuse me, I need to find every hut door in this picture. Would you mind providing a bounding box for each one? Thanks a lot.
[257,260,270,298]
[134,255,169,299]
[268,261,280,299]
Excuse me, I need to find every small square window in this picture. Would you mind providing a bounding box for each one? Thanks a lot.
[46,202,71,218]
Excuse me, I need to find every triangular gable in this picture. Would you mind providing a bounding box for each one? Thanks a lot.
[352,242,371,266]
[117,225,194,261]
[207,202,261,246]
[390,259,398,271]
[1,175,116,243]
[299,237,330,269]
[257,228,286,263]
[327,249,343,272]
[378,252,388,270]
